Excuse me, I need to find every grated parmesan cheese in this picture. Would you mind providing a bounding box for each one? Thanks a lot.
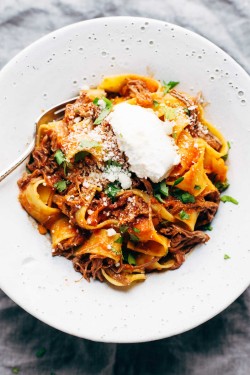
[106,228,117,236]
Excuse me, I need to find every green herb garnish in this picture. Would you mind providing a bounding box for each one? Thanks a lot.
[215,180,230,193]
[163,80,179,94]
[128,253,136,266]
[54,149,66,165]
[133,227,140,233]
[54,149,70,174]
[105,182,121,202]
[224,254,231,260]
[129,233,140,242]
[201,224,213,231]
[173,177,184,186]
[153,100,159,108]
[184,107,190,116]
[172,132,177,139]
[159,181,169,196]
[220,195,238,205]
[194,185,201,190]
[93,97,99,105]
[153,181,169,203]
[111,246,121,255]
[164,107,176,120]
[12,368,20,374]
[80,140,100,148]
[54,180,69,193]
[94,97,113,125]
[222,141,231,161]
[179,210,190,220]
[75,151,89,162]
[114,236,123,244]
[105,160,122,168]
[154,193,165,203]
[36,347,46,358]
[180,192,195,203]
[120,225,129,234]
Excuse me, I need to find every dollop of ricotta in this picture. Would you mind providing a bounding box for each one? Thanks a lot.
[106,103,180,183]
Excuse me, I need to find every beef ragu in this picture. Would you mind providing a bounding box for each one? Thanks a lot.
[18,74,230,287]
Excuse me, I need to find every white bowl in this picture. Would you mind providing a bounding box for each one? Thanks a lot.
[0,16,249,343]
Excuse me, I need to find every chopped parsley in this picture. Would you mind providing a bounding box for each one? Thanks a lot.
[12,368,20,374]
[215,180,230,192]
[122,249,136,265]
[172,132,177,140]
[75,151,89,162]
[54,149,70,174]
[194,185,201,190]
[54,180,69,193]
[120,225,129,234]
[133,227,140,233]
[80,140,100,148]
[180,192,195,203]
[111,246,121,255]
[153,100,159,108]
[172,188,195,204]
[36,347,46,358]
[114,236,123,244]
[129,233,140,243]
[153,181,169,203]
[163,80,179,94]
[159,181,169,196]
[173,176,184,186]
[184,107,191,116]
[164,107,176,120]
[222,141,231,161]
[105,182,121,202]
[93,97,99,105]
[128,253,136,266]
[179,210,190,220]
[220,195,238,205]
[224,254,231,260]
[105,160,122,168]
[201,224,213,231]
[94,97,113,125]
[54,149,66,165]
[154,193,165,203]
[221,153,228,161]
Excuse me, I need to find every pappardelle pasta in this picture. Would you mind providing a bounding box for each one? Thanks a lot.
[18,74,229,287]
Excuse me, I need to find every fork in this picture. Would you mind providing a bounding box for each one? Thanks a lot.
[0,96,78,182]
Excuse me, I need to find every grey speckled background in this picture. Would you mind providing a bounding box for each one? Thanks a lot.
[0,1,250,374]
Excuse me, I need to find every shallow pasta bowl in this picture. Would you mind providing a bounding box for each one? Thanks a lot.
[0,16,250,343]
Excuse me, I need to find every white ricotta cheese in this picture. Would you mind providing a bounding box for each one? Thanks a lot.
[107,103,180,183]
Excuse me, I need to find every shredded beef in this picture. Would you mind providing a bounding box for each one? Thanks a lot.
[73,256,114,282]
[120,79,153,107]
[171,89,198,127]
[140,178,153,195]
[170,89,222,151]
[103,195,149,224]
[161,224,209,253]
[53,233,85,256]
[160,224,209,269]
[64,92,98,125]
[163,192,219,228]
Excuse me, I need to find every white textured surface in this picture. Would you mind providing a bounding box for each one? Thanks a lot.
[0,2,250,375]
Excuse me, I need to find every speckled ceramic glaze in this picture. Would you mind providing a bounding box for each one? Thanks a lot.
[0,17,249,343]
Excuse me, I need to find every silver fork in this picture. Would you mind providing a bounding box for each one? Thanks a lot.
[0,96,78,182]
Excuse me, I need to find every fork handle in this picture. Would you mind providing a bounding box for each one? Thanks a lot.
[0,139,35,182]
